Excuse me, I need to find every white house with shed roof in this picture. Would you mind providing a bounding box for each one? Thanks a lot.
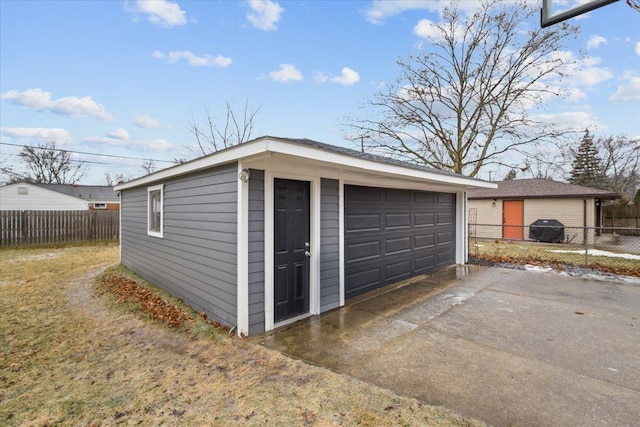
[0,182,120,211]
[115,136,495,336]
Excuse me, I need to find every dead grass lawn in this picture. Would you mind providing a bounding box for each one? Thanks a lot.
[471,239,640,276]
[0,244,483,426]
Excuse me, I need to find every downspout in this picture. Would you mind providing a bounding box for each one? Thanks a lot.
[583,198,588,266]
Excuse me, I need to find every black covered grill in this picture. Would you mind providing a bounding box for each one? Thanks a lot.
[529,219,565,243]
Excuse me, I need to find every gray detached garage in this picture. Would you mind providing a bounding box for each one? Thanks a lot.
[115,136,494,336]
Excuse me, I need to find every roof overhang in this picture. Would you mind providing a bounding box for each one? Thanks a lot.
[469,194,621,201]
[115,136,496,191]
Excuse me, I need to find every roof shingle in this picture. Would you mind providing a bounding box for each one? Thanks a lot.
[467,178,619,200]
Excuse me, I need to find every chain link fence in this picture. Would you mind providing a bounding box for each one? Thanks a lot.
[468,223,640,276]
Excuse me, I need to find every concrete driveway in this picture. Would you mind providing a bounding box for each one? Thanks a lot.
[257,266,640,427]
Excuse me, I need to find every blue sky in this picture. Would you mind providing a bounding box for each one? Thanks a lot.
[1,0,638,184]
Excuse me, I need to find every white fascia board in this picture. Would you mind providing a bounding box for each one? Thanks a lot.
[262,139,495,190]
[115,136,495,191]
[115,141,268,191]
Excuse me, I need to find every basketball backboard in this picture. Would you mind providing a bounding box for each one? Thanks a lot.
[541,0,620,27]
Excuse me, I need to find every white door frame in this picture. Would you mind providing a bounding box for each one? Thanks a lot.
[264,171,321,332]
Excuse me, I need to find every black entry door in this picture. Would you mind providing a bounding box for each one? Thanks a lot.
[274,179,310,322]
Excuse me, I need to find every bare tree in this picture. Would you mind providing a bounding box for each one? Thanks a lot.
[104,172,128,186]
[188,99,260,156]
[141,160,156,175]
[345,1,579,177]
[596,134,640,198]
[19,141,86,184]
[0,159,27,184]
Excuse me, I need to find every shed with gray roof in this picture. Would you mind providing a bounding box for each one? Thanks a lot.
[467,178,619,243]
[115,136,494,336]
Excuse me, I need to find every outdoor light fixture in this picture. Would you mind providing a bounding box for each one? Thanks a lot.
[238,168,251,182]
[492,199,497,207]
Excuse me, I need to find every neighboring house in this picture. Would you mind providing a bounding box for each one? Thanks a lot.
[467,178,619,243]
[115,136,494,336]
[0,182,120,211]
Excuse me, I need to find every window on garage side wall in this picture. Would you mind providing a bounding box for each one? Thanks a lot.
[147,184,164,237]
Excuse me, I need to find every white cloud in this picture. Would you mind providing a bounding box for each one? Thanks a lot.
[363,0,502,24]
[610,73,640,103]
[147,139,173,151]
[127,0,187,28]
[133,114,163,128]
[268,64,303,82]
[363,0,439,24]
[1,88,113,121]
[413,18,465,43]
[586,35,607,49]
[575,66,613,86]
[108,128,130,140]
[246,0,284,31]
[533,111,602,131]
[554,56,612,87]
[636,42,640,57]
[313,72,328,84]
[84,136,174,152]
[330,67,360,86]
[0,127,73,144]
[152,50,232,67]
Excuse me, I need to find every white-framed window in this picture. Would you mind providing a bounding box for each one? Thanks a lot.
[93,203,107,209]
[147,184,164,238]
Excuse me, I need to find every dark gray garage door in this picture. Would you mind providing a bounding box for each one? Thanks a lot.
[345,185,456,299]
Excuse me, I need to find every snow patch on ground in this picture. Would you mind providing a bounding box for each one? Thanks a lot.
[524,265,555,274]
[524,263,640,285]
[548,249,640,260]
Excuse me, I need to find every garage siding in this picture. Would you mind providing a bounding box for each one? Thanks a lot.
[345,185,455,299]
[320,178,340,312]
[248,169,265,335]
[120,163,238,328]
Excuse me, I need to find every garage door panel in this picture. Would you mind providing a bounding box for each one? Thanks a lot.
[414,191,435,204]
[415,233,435,249]
[346,185,380,202]
[346,267,381,294]
[386,213,411,228]
[345,185,456,299]
[437,231,453,244]
[437,212,454,225]
[385,188,411,203]
[386,260,411,281]
[346,241,381,262]
[415,212,435,226]
[437,193,455,204]
[386,236,411,254]
[346,214,380,232]
[438,249,454,264]
[415,254,436,272]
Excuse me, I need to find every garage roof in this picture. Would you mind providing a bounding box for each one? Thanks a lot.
[116,136,495,191]
[467,178,620,200]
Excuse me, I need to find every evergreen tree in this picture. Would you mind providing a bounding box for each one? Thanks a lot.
[503,169,517,180]
[569,130,608,189]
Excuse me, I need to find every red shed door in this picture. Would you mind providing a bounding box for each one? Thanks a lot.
[503,200,524,240]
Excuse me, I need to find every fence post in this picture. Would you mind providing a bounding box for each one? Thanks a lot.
[584,228,589,266]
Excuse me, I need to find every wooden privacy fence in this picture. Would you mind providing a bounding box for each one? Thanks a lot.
[0,210,120,247]
[603,204,640,235]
